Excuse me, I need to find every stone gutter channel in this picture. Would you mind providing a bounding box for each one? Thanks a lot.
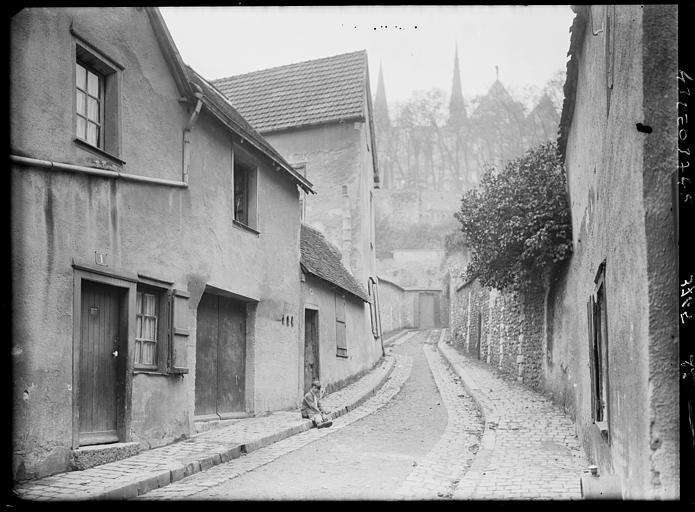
[14,330,411,502]
[437,333,499,499]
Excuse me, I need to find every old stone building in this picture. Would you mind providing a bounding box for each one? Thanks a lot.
[11,7,313,480]
[447,5,679,498]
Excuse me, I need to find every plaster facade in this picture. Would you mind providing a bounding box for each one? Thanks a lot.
[300,274,382,397]
[11,8,306,480]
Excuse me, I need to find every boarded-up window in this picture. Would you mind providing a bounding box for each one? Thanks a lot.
[335,293,347,358]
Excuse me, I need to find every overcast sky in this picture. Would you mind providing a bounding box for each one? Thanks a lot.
[160,5,575,108]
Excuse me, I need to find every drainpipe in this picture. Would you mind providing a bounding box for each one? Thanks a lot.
[182,83,204,185]
[10,154,188,188]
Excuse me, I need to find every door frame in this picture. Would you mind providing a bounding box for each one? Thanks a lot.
[303,306,320,393]
[194,285,256,422]
[72,263,136,449]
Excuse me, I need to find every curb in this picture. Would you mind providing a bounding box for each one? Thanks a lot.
[437,338,499,500]
[84,354,398,501]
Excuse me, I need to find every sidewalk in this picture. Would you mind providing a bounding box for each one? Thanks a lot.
[13,330,411,502]
[438,334,590,500]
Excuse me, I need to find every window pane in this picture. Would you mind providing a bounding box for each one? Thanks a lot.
[87,70,99,96]
[136,315,143,339]
[134,340,142,364]
[87,97,99,122]
[76,91,86,115]
[76,63,86,89]
[144,317,156,341]
[136,292,142,313]
[144,293,156,316]
[76,116,86,140]
[142,342,156,365]
[87,122,98,146]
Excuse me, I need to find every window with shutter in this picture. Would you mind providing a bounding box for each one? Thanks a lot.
[588,261,609,437]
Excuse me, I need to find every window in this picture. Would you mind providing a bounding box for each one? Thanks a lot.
[587,261,609,436]
[133,281,190,374]
[135,287,165,370]
[335,293,347,358]
[233,149,258,230]
[74,41,122,161]
[76,62,103,148]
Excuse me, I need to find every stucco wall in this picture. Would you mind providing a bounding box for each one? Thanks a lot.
[265,121,378,288]
[11,8,303,480]
[549,5,678,498]
[301,275,382,396]
[377,279,409,333]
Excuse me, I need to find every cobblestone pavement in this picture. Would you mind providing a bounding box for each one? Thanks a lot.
[138,330,465,500]
[440,338,590,500]
[394,330,484,500]
[13,340,399,502]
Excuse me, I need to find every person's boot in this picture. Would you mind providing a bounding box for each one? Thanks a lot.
[317,420,333,429]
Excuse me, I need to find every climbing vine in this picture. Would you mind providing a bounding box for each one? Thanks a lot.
[453,141,573,293]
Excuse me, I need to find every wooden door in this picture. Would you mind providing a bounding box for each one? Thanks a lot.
[195,293,246,417]
[195,293,218,417]
[217,296,246,415]
[304,309,319,393]
[418,293,435,328]
[79,281,121,445]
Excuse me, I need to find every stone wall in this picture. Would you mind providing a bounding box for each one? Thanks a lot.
[450,279,545,389]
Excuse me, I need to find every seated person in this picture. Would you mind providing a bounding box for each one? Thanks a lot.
[301,379,333,428]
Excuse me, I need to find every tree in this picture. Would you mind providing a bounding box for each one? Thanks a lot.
[453,141,572,293]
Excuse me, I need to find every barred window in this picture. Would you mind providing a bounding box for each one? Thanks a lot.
[136,290,159,367]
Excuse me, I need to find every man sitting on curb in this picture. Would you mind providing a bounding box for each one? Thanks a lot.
[301,379,333,429]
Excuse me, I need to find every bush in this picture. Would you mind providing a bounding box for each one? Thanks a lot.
[453,141,572,293]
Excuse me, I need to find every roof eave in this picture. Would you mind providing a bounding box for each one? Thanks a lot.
[363,61,381,188]
[144,7,195,100]
[301,265,369,302]
[258,115,366,137]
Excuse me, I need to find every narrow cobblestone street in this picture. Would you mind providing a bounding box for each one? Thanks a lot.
[137,330,483,500]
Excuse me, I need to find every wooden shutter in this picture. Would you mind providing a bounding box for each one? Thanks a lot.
[373,279,383,340]
[586,295,597,419]
[168,289,190,374]
[335,293,347,357]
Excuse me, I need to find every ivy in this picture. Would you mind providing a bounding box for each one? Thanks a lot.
[453,141,572,293]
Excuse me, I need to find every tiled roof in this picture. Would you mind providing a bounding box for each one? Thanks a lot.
[300,224,369,302]
[186,66,314,193]
[211,51,368,133]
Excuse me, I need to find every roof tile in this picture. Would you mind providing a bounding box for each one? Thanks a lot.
[212,51,368,133]
[300,224,369,302]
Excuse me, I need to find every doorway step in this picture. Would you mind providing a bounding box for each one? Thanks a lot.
[71,442,140,471]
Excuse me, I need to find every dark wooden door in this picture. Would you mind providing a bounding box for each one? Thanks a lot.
[304,309,319,393]
[217,296,246,414]
[195,293,246,417]
[79,281,121,445]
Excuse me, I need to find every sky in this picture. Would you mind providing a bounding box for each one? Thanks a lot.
[160,6,575,109]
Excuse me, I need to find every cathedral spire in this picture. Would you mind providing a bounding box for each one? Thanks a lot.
[448,44,466,127]
[374,62,390,132]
